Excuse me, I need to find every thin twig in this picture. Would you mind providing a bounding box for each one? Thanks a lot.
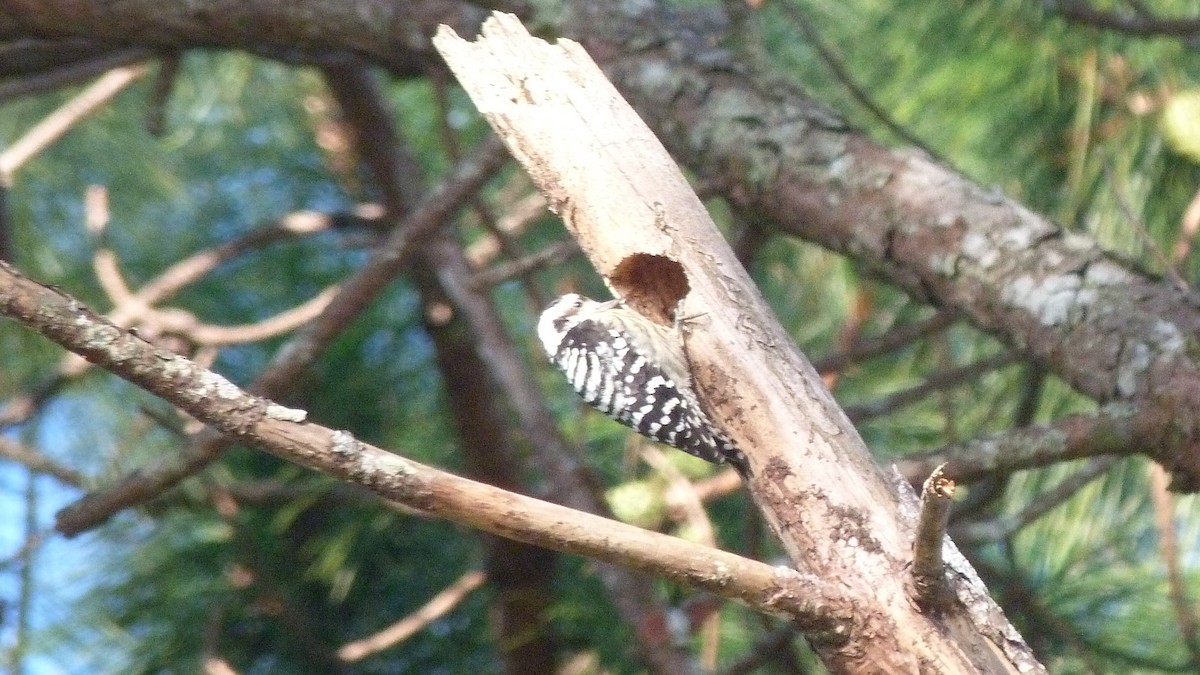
[910,464,955,609]
[1102,159,1188,291]
[463,191,548,267]
[0,437,84,486]
[0,48,151,104]
[691,466,743,502]
[1171,182,1200,265]
[468,239,578,289]
[337,570,487,662]
[3,212,345,430]
[953,457,1118,544]
[843,352,1020,423]
[898,404,1152,485]
[86,185,140,310]
[145,51,182,136]
[0,63,151,184]
[1148,463,1200,668]
[1050,1,1200,37]
[138,285,340,346]
[776,1,946,162]
[811,311,957,374]
[66,207,353,380]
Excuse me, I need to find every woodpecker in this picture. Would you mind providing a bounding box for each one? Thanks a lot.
[537,293,747,474]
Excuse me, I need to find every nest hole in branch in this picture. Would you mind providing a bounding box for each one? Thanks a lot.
[609,253,689,325]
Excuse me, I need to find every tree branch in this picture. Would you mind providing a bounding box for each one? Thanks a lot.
[0,259,847,636]
[337,570,488,663]
[843,352,1020,423]
[1049,1,1200,37]
[811,310,957,375]
[433,14,1043,672]
[896,404,1159,485]
[0,62,149,183]
[0,437,84,486]
[0,47,150,103]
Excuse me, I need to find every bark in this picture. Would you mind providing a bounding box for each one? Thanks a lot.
[0,0,487,76]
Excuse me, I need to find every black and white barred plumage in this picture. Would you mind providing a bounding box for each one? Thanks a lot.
[537,293,747,474]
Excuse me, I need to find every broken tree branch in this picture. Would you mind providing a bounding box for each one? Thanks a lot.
[910,464,955,610]
[432,13,1042,673]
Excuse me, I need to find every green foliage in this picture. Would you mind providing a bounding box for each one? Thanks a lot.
[4,1,1200,672]
[997,459,1200,672]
